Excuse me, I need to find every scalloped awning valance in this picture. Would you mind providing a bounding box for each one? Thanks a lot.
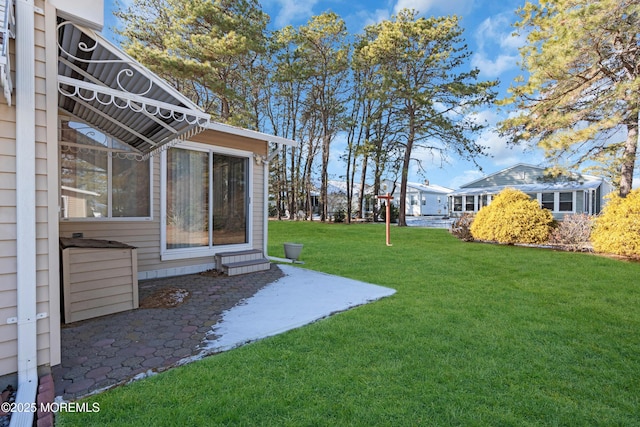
[57,20,210,157]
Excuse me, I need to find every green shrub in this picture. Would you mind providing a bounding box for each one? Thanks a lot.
[333,208,346,223]
[379,202,399,223]
[549,213,593,251]
[592,189,640,258]
[449,213,475,241]
[470,188,554,244]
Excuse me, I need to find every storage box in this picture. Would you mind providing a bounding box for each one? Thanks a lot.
[60,238,138,323]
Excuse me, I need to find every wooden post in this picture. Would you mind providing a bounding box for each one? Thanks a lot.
[376,193,394,246]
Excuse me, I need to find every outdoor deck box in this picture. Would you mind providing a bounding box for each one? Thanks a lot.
[60,238,138,323]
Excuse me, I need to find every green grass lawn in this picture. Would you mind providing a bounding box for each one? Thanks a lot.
[58,221,640,426]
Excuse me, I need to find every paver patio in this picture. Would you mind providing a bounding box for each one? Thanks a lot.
[53,265,284,400]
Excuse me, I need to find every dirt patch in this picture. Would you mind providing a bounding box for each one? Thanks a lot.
[140,287,191,309]
[200,269,225,278]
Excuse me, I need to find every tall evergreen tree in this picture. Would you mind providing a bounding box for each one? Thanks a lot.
[499,0,640,197]
[115,0,268,126]
[295,12,350,222]
[359,9,497,226]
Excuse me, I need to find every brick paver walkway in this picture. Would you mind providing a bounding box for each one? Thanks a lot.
[52,265,284,400]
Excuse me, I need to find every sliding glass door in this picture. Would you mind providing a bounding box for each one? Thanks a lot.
[213,154,247,245]
[165,146,249,254]
[166,148,209,249]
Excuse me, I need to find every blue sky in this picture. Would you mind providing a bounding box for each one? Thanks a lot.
[104,0,541,190]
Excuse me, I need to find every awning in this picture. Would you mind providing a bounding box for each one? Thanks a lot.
[57,20,210,158]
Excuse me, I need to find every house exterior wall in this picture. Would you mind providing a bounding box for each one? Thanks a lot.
[421,193,449,216]
[392,182,451,217]
[0,58,17,377]
[450,164,612,220]
[460,164,543,188]
[0,0,59,379]
[59,130,268,280]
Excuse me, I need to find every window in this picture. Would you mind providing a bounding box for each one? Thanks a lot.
[60,120,151,219]
[453,196,462,212]
[164,146,249,254]
[541,193,554,210]
[559,192,573,212]
[465,195,475,212]
[479,194,489,209]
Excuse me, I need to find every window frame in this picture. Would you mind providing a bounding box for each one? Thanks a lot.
[464,195,475,212]
[160,141,254,261]
[453,196,463,212]
[541,192,554,211]
[558,191,574,212]
[59,121,153,222]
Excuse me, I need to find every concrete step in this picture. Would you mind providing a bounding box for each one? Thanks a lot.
[215,249,263,268]
[223,258,271,276]
[215,249,270,275]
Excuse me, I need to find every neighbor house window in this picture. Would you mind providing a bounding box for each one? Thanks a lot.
[541,193,554,210]
[559,192,573,212]
[164,146,249,255]
[465,195,475,211]
[480,194,489,209]
[60,119,151,219]
[453,196,462,212]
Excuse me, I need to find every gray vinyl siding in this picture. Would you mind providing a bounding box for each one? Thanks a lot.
[461,165,544,188]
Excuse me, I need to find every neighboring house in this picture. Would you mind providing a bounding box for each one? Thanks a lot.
[0,0,295,417]
[448,164,614,219]
[280,180,374,219]
[325,180,374,218]
[380,180,453,216]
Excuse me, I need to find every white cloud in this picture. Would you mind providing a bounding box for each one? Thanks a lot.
[471,52,519,79]
[472,12,525,78]
[392,0,474,16]
[464,107,545,171]
[449,169,485,189]
[266,0,320,28]
[356,8,391,27]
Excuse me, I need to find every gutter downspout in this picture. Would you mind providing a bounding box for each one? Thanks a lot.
[11,0,38,425]
[263,143,283,257]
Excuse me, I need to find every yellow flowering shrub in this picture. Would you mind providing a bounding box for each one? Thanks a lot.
[592,189,640,258]
[470,188,554,244]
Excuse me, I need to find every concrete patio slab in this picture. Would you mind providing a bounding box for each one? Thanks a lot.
[202,264,396,352]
